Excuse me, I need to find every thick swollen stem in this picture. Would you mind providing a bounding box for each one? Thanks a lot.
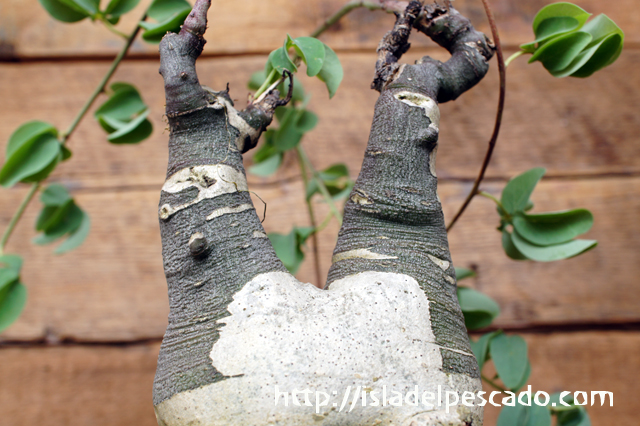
[154,0,289,406]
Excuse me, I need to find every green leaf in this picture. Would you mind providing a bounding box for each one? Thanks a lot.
[502,229,528,260]
[36,199,74,232]
[532,2,590,33]
[95,83,147,124]
[521,2,591,50]
[556,405,591,426]
[501,168,546,215]
[0,268,19,293]
[497,402,529,426]
[273,108,304,152]
[249,153,282,177]
[528,400,552,426]
[290,36,325,77]
[107,112,153,144]
[511,231,597,262]
[317,44,343,98]
[269,229,305,274]
[268,46,298,74]
[457,286,500,330]
[454,267,476,281]
[319,163,348,181]
[40,184,72,206]
[0,133,62,187]
[140,0,191,43]
[490,333,529,390]
[0,255,23,274]
[105,0,140,17]
[0,281,27,333]
[296,110,318,133]
[6,121,58,159]
[38,0,91,22]
[55,210,91,254]
[512,359,531,392]
[512,209,593,246]
[470,331,499,370]
[248,70,267,90]
[529,31,592,73]
[64,0,99,15]
[295,226,315,244]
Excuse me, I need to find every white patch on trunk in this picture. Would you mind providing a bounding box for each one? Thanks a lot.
[331,248,398,264]
[155,271,482,425]
[429,144,438,177]
[206,203,253,221]
[159,165,248,219]
[252,230,268,238]
[427,254,450,271]
[394,91,440,132]
[203,88,260,152]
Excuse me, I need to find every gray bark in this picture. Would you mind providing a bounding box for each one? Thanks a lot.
[153,1,494,425]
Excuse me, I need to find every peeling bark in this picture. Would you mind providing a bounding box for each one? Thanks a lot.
[153,1,494,425]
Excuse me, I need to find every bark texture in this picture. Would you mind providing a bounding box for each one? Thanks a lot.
[153,1,494,425]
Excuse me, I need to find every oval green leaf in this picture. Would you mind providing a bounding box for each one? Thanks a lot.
[0,282,27,333]
[55,210,91,254]
[529,31,592,73]
[105,0,140,17]
[490,333,529,390]
[0,268,19,293]
[317,44,343,98]
[511,230,597,262]
[40,184,72,206]
[249,153,282,177]
[501,168,546,214]
[291,36,325,77]
[497,402,529,426]
[513,209,593,246]
[38,0,90,22]
[95,83,147,123]
[469,331,499,370]
[457,286,500,330]
[0,134,62,187]
[107,112,153,144]
[528,401,552,426]
[269,230,304,274]
[502,229,527,260]
[268,46,298,74]
[0,255,23,274]
[454,267,476,281]
[141,3,191,44]
[6,121,58,159]
[532,2,591,35]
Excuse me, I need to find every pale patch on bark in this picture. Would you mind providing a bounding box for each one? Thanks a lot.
[351,190,373,205]
[331,248,398,264]
[429,145,437,177]
[159,165,248,219]
[154,271,482,425]
[394,91,440,132]
[206,203,253,221]
[252,230,268,238]
[427,254,450,271]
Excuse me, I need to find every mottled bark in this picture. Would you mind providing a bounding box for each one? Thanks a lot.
[153,1,494,425]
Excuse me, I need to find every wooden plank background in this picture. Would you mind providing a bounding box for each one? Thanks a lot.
[1,0,638,424]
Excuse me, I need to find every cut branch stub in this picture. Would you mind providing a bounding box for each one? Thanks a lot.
[153,1,493,425]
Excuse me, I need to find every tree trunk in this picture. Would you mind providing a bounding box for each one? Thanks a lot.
[153,1,495,425]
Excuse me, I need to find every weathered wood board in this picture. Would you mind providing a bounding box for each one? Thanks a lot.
[0,331,633,425]
[0,177,638,341]
[0,0,635,58]
[0,50,638,192]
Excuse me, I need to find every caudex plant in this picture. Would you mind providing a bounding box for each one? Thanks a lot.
[0,0,624,425]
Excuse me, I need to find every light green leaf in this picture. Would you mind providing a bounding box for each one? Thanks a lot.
[470,331,499,370]
[268,46,298,74]
[54,210,91,254]
[319,163,349,181]
[107,112,153,144]
[502,229,527,260]
[490,333,529,390]
[528,401,552,426]
[38,0,91,22]
[0,282,27,333]
[40,184,72,206]
[296,110,318,133]
[0,134,62,187]
[6,121,58,159]
[269,229,304,274]
[146,0,190,21]
[520,2,591,50]
[0,255,23,274]
[454,267,476,281]
[249,153,282,177]
[512,359,531,392]
[497,403,529,426]
[140,0,191,43]
[511,231,597,262]
[95,83,147,124]
[317,44,343,98]
[532,2,591,34]
[457,286,500,330]
[501,168,546,215]
[0,268,19,293]
[513,209,593,246]
[529,31,592,73]
[290,36,325,77]
[105,0,140,17]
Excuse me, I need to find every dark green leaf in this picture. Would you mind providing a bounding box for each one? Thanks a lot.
[249,153,282,177]
[532,2,591,34]
[0,282,27,333]
[317,44,343,98]
[107,113,153,144]
[490,333,529,390]
[55,210,91,254]
[35,202,83,244]
[269,230,304,274]
[529,31,592,73]
[502,230,528,260]
[65,0,99,15]
[140,0,191,44]
[295,226,315,243]
[273,108,304,152]
[457,286,500,330]
[290,36,325,77]
[95,83,147,124]
[6,121,58,159]
[557,407,591,426]
[38,0,90,22]
[497,403,529,426]
[454,267,476,281]
[105,0,140,17]
[0,134,61,187]
[268,46,298,74]
[252,130,277,163]
[501,168,546,215]
[40,184,72,206]
[511,231,597,262]
[36,199,73,232]
[513,209,593,246]
[470,331,499,370]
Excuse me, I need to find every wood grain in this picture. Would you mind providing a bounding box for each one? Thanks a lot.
[0,176,637,341]
[0,50,638,192]
[1,0,636,59]
[0,331,635,425]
